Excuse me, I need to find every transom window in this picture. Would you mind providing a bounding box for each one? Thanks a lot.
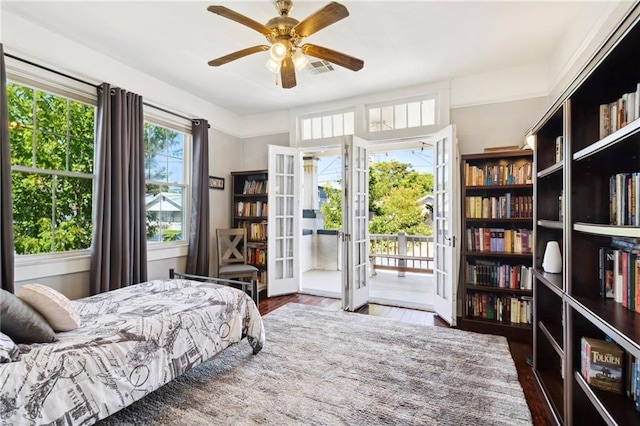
[368,98,436,133]
[300,110,354,140]
[8,82,96,255]
[143,122,188,242]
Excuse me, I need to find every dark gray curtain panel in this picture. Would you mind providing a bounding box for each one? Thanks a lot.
[186,119,210,276]
[90,83,147,295]
[0,44,15,293]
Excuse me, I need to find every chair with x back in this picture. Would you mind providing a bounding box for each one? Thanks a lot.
[216,228,259,303]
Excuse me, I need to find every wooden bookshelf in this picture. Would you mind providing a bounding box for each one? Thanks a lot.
[460,150,534,341]
[532,4,640,424]
[231,170,269,293]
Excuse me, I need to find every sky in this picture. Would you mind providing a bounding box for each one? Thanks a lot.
[316,149,434,184]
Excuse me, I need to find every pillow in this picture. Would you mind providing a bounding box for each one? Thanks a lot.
[0,332,20,363]
[18,284,81,332]
[0,289,56,343]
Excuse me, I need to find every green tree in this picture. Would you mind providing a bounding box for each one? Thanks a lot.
[9,83,95,254]
[319,160,433,235]
[368,160,432,216]
[319,184,342,230]
[369,186,431,235]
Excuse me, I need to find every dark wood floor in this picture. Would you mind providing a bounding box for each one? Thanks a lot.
[259,294,555,426]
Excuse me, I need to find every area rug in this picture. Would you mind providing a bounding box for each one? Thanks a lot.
[99,303,532,425]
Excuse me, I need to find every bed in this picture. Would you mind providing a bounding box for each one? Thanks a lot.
[0,276,265,425]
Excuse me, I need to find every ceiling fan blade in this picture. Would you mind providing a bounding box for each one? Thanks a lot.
[291,2,349,38]
[280,57,297,89]
[300,44,364,71]
[208,45,270,67]
[207,5,273,36]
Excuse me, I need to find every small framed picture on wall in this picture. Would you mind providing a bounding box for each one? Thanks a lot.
[209,176,225,190]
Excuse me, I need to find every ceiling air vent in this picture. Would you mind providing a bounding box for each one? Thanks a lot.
[307,60,335,74]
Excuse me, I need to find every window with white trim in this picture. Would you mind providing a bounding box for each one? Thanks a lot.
[300,110,354,140]
[8,81,96,255]
[367,98,436,133]
[143,122,190,242]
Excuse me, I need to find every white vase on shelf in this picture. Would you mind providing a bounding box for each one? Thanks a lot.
[542,241,562,274]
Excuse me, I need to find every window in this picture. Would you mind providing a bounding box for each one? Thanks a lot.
[143,122,189,242]
[8,82,96,255]
[300,111,354,140]
[368,98,436,133]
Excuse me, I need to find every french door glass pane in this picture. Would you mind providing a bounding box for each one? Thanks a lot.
[395,104,407,129]
[333,114,343,136]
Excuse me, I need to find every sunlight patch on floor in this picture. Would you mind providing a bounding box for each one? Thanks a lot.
[300,269,434,311]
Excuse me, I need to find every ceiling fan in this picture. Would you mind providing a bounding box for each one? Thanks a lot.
[207,0,364,89]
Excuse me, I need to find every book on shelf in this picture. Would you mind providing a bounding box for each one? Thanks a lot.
[599,247,615,299]
[609,172,640,226]
[581,337,624,394]
[465,227,532,254]
[466,292,532,324]
[611,248,640,312]
[464,161,533,186]
[612,236,640,253]
[235,201,268,217]
[555,136,563,163]
[242,179,268,195]
[238,220,268,241]
[464,194,532,219]
[465,260,532,289]
[599,83,640,139]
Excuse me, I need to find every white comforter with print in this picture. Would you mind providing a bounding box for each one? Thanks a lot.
[0,279,265,425]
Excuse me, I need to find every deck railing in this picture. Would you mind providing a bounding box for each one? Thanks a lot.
[369,232,434,275]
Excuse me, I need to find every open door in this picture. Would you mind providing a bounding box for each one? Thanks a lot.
[342,135,369,311]
[433,125,460,325]
[267,145,301,296]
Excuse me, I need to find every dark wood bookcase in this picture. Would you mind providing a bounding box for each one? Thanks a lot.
[532,4,640,424]
[230,170,269,294]
[460,150,534,341]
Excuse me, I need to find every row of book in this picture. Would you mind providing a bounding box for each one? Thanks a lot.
[241,179,268,195]
[235,201,268,217]
[464,161,533,187]
[609,172,639,226]
[257,270,267,286]
[238,221,267,241]
[581,336,640,412]
[248,246,266,267]
[466,292,532,324]
[465,194,533,219]
[465,260,532,290]
[599,83,640,140]
[465,227,532,254]
[599,239,640,313]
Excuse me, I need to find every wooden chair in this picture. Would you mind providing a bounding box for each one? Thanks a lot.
[216,228,259,303]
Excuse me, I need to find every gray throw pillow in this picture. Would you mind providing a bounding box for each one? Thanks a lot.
[0,289,56,344]
[0,332,20,363]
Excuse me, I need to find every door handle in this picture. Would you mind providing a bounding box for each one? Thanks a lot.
[444,235,456,247]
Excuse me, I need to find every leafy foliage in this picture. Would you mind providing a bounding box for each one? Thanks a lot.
[320,160,433,235]
[319,184,342,230]
[9,83,95,254]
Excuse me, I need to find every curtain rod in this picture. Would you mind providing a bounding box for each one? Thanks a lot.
[5,52,206,126]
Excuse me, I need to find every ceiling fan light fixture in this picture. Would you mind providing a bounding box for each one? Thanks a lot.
[266,58,281,73]
[270,42,288,61]
[292,49,309,71]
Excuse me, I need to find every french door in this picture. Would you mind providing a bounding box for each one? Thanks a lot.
[433,125,460,325]
[341,135,370,311]
[267,145,301,296]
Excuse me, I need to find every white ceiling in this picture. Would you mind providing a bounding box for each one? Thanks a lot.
[3,1,602,116]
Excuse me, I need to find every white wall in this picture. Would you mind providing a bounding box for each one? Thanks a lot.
[452,97,550,155]
[240,133,289,171]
